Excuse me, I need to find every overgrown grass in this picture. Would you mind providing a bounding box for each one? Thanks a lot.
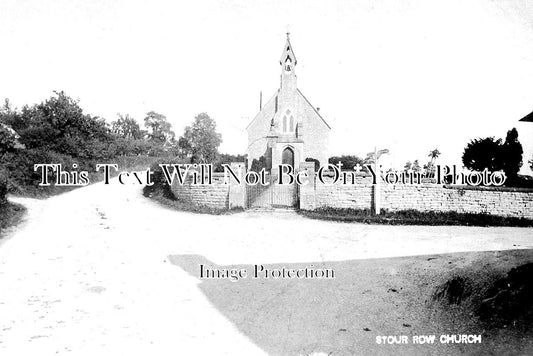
[299,207,533,227]
[0,202,26,236]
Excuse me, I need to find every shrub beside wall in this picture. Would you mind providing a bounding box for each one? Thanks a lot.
[0,169,7,206]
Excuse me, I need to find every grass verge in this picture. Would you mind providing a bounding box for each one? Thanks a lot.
[145,190,243,215]
[0,202,26,236]
[299,207,533,227]
[432,261,533,332]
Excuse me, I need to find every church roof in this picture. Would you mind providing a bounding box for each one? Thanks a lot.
[245,92,278,130]
[245,90,331,130]
[297,89,331,129]
[280,33,297,66]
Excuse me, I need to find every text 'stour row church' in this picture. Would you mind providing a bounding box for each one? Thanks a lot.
[246,34,331,171]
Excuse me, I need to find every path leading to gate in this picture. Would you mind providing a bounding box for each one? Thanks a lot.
[1,180,532,355]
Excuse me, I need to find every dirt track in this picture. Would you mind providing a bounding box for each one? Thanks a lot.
[1,181,532,355]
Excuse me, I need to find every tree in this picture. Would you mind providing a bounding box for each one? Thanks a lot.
[501,128,523,181]
[0,101,19,158]
[214,153,247,172]
[403,160,421,172]
[144,111,174,143]
[110,113,147,156]
[0,124,17,159]
[177,136,191,155]
[424,148,441,177]
[462,137,503,172]
[2,91,112,159]
[328,155,365,170]
[412,160,421,172]
[111,114,143,140]
[179,113,222,163]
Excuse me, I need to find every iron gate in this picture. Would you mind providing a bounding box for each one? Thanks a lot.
[246,174,298,209]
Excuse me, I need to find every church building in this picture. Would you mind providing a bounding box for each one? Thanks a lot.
[246,34,331,171]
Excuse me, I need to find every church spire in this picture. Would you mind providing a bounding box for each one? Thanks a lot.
[280,32,297,72]
[279,33,297,91]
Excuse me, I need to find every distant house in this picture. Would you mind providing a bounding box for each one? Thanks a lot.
[519,110,533,122]
[246,34,330,171]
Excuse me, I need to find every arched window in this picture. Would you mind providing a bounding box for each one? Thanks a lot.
[285,57,292,71]
[282,109,294,133]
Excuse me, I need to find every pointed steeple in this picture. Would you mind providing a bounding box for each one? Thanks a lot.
[280,32,297,72]
[279,33,297,92]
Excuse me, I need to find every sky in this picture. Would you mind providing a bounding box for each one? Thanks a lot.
[1,0,533,173]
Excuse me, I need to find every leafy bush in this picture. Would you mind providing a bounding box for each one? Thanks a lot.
[0,124,17,157]
[462,137,503,172]
[0,168,8,205]
[328,155,365,170]
[462,128,524,186]
[2,149,92,197]
[213,153,246,172]
[0,92,186,201]
[142,158,189,200]
[3,92,114,160]
[0,202,26,233]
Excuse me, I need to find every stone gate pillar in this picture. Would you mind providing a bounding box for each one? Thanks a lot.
[299,161,316,210]
[228,162,246,209]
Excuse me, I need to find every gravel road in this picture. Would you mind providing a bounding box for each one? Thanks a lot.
[1,181,532,355]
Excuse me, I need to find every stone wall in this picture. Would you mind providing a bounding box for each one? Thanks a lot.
[381,184,533,219]
[167,162,533,218]
[300,165,533,219]
[170,173,230,209]
[314,176,373,210]
[168,163,247,210]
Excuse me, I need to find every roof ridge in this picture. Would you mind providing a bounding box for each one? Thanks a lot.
[297,89,331,129]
